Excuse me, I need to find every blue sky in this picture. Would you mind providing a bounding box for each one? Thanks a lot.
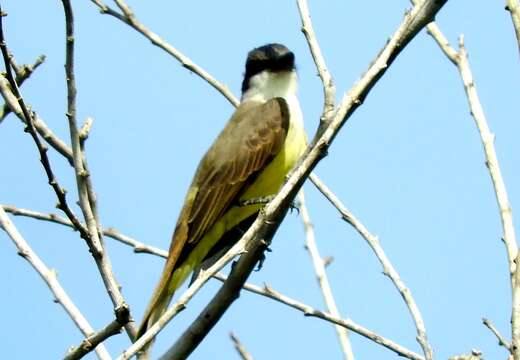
[1,1,519,359]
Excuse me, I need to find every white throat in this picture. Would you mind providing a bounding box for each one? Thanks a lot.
[241,70,298,103]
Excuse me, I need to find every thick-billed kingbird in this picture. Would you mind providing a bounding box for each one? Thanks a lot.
[136,43,307,353]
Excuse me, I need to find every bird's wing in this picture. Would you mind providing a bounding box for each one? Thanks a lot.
[137,97,289,339]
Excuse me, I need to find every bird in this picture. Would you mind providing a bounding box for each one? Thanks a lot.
[136,43,307,353]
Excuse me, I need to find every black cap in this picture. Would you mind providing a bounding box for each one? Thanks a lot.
[241,43,295,93]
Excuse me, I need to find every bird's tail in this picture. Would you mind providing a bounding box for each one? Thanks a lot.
[136,263,188,358]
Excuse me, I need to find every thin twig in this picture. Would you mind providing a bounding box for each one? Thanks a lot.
[64,305,131,360]
[309,173,433,359]
[1,204,168,258]
[213,274,424,360]
[0,54,45,122]
[0,207,111,360]
[229,332,254,360]
[0,5,89,238]
[427,28,519,358]
[60,0,137,340]
[482,318,512,351]
[298,191,354,360]
[506,0,520,57]
[89,0,239,107]
[122,2,448,358]
[296,0,336,122]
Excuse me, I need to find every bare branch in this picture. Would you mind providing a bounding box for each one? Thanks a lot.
[89,0,239,107]
[482,318,512,352]
[0,207,111,360]
[60,0,137,339]
[1,204,169,258]
[229,333,254,360]
[0,54,45,122]
[64,305,131,360]
[309,173,433,359]
[213,274,424,360]
[298,191,354,360]
[296,0,336,120]
[506,0,520,57]
[429,29,520,359]
[0,6,89,238]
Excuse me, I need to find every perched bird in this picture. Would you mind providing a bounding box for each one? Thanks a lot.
[136,43,307,351]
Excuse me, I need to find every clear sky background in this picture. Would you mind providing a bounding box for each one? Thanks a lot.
[1,1,519,359]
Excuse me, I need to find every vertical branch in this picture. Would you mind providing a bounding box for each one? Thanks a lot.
[455,36,518,279]
[60,0,137,339]
[296,0,336,125]
[506,0,520,57]
[310,174,433,360]
[0,208,111,360]
[298,191,355,360]
[423,9,519,357]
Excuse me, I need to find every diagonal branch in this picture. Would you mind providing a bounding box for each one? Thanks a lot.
[298,191,354,360]
[310,173,433,359]
[213,274,424,360]
[89,0,239,107]
[0,207,111,360]
[0,54,45,122]
[482,318,512,352]
[1,204,168,258]
[64,305,131,360]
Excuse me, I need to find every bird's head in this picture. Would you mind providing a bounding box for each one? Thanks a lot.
[241,43,297,101]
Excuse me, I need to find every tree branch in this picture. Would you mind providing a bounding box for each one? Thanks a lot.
[0,207,111,360]
[213,274,424,360]
[309,173,433,359]
[298,191,354,360]
[89,0,239,107]
[482,318,512,352]
[64,305,131,360]
[60,0,137,340]
[296,0,336,121]
[0,6,89,240]
[0,54,45,122]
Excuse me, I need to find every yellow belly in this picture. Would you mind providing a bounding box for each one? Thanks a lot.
[169,121,307,292]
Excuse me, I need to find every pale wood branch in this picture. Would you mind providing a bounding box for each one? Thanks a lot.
[89,0,239,107]
[60,0,137,340]
[482,318,512,351]
[213,274,424,360]
[310,173,432,359]
[296,0,336,120]
[0,207,111,360]
[298,191,354,360]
